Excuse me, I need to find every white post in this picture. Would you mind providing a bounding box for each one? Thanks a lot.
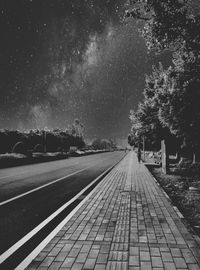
[143,135,145,161]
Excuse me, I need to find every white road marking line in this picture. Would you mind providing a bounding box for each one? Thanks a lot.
[0,165,94,206]
[0,158,121,267]
[15,163,120,270]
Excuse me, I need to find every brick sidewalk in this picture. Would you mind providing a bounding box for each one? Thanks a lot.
[25,152,200,270]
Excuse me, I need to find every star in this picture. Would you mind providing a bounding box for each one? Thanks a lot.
[0,0,150,140]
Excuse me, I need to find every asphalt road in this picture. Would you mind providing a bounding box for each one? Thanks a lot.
[0,151,124,268]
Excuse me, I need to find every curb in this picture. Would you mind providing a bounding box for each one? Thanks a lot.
[13,153,127,269]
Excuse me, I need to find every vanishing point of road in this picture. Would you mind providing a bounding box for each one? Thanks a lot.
[0,151,124,268]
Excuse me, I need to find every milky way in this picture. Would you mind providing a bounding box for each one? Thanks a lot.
[0,0,169,140]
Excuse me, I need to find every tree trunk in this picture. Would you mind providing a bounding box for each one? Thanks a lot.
[192,151,196,164]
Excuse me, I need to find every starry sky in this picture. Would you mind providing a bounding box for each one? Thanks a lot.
[0,0,170,140]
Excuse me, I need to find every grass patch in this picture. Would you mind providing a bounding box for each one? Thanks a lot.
[147,162,200,237]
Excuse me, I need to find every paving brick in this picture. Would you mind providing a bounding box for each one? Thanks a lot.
[71,263,83,270]
[94,264,106,270]
[76,253,87,263]
[49,247,62,257]
[173,257,187,268]
[97,253,109,264]
[130,247,139,256]
[161,252,173,262]
[164,262,177,270]
[170,248,182,257]
[80,244,91,253]
[150,248,160,257]
[43,243,55,253]
[34,252,48,262]
[48,262,62,270]
[83,258,96,269]
[39,256,54,267]
[61,257,75,268]
[88,249,99,258]
[141,261,152,270]
[188,264,200,270]
[129,255,140,266]
[24,153,200,270]
[37,266,48,270]
[140,250,151,261]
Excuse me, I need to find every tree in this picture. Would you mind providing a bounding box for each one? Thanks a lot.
[101,139,111,150]
[126,0,198,52]
[158,71,200,162]
[92,138,113,150]
[127,0,200,161]
[71,119,84,137]
[129,63,172,150]
[92,139,102,150]
[128,133,135,147]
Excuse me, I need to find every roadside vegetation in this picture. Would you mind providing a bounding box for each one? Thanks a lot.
[127,1,200,236]
[127,0,200,161]
[0,119,118,168]
[147,156,200,237]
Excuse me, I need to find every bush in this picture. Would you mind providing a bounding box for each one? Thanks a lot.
[33,144,44,152]
[12,141,28,154]
[0,127,85,154]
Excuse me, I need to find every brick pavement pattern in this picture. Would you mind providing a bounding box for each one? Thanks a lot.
[26,152,200,270]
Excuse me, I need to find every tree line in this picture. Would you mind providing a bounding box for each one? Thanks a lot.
[127,0,200,162]
[91,138,116,150]
[0,119,85,154]
[0,121,117,155]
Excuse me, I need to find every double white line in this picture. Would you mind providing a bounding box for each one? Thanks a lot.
[0,165,94,263]
[0,155,125,268]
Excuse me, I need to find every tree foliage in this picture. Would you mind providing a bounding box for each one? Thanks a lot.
[126,0,200,52]
[127,0,200,159]
[129,63,173,150]
[0,121,85,154]
[92,138,116,150]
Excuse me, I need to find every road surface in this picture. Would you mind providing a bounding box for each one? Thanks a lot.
[0,151,124,268]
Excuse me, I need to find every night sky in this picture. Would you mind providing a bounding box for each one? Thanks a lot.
[0,0,170,140]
